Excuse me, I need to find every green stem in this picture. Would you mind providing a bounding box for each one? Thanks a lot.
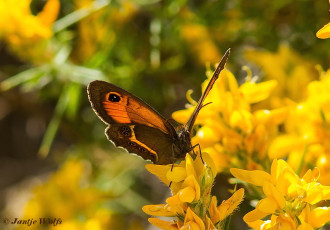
[38,83,71,157]
[296,144,308,175]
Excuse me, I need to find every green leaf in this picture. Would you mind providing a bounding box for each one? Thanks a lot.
[53,0,110,33]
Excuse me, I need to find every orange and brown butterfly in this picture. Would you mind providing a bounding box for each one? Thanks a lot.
[87,49,230,165]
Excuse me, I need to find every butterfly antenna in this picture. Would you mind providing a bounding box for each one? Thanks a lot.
[185,48,231,133]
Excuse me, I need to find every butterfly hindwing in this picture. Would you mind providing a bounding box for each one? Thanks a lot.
[106,124,179,164]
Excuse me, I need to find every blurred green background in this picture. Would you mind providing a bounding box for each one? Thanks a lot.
[0,0,329,229]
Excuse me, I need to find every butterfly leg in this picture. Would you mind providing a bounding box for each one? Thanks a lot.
[191,143,205,165]
[168,144,177,188]
[168,163,175,188]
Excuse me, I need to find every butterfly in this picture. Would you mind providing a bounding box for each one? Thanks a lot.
[87,48,230,165]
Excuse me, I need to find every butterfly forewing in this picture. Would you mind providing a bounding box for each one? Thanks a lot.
[88,81,176,135]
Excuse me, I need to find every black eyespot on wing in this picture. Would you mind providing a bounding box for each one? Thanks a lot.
[122,131,130,136]
[109,93,121,102]
[120,126,132,137]
[128,141,136,146]
[121,126,130,131]
[139,147,147,152]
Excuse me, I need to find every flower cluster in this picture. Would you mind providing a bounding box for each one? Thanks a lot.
[231,159,330,229]
[169,48,330,228]
[17,159,105,230]
[143,152,244,230]
[283,68,330,185]
[244,45,318,105]
[16,158,145,230]
[173,67,285,172]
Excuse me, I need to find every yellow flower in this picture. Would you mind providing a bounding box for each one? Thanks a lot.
[143,152,244,230]
[0,0,60,62]
[231,159,330,229]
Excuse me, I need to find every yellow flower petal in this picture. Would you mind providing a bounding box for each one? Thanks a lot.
[201,152,217,179]
[308,207,330,228]
[271,159,299,187]
[166,193,182,206]
[182,175,200,201]
[263,181,286,209]
[204,145,229,173]
[243,208,268,223]
[302,168,320,183]
[181,221,202,230]
[145,164,172,186]
[186,154,198,179]
[229,110,253,133]
[304,183,326,205]
[193,125,222,147]
[148,218,179,230]
[184,208,205,230]
[297,223,314,230]
[142,204,176,217]
[321,185,330,199]
[244,219,265,230]
[256,198,277,213]
[217,188,244,221]
[165,194,186,215]
[205,216,216,230]
[190,152,206,179]
[278,168,301,196]
[254,107,288,125]
[166,166,187,183]
[209,196,221,224]
[230,168,271,186]
[179,186,196,203]
[275,214,297,230]
[172,107,194,125]
[240,80,277,104]
[316,22,330,39]
[268,135,305,159]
